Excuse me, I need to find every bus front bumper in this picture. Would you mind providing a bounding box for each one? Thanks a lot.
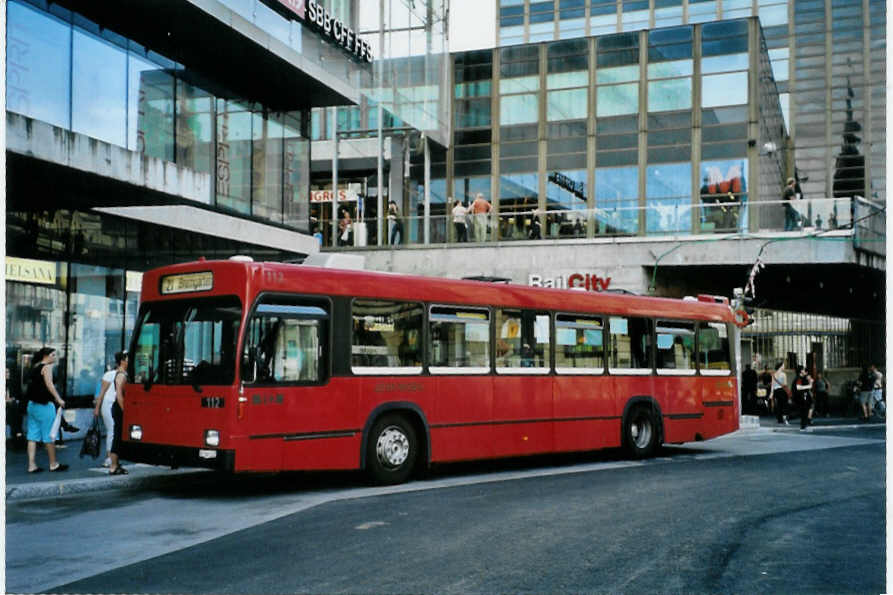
[119,441,235,472]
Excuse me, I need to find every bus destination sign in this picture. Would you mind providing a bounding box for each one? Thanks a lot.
[160,272,214,295]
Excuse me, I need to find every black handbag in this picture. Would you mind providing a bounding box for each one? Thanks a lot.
[80,417,101,459]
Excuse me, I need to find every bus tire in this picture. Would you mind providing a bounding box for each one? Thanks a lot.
[366,414,418,485]
[624,405,659,459]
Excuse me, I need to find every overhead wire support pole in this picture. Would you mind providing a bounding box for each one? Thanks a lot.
[332,106,339,248]
[377,0,385,246]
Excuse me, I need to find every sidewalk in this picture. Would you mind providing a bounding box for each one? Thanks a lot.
[744,413,886,433]
[5,414,883,501]
[4,437,210,501]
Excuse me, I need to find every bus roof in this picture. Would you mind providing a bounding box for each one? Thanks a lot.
[141,259,735,324]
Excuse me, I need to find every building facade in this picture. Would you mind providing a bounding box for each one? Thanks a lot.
[312,16,884,374]
[495,0,886,203]
[4,0,449,405]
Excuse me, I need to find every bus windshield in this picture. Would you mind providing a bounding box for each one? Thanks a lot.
[131,296,242,387]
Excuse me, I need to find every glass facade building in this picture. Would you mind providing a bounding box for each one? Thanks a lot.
[447,18,782,241]
[6,0,311,230]
[495,0,886,203]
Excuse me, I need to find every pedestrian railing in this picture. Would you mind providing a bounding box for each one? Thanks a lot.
[322,196,872,248]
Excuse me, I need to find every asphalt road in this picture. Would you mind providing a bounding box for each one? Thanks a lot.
[8,427,886,595]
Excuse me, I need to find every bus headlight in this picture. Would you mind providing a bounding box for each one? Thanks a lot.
[204,429,220,447]
[130,425,143,441]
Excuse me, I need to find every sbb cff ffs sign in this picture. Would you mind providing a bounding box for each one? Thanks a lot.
[272,0,373,63]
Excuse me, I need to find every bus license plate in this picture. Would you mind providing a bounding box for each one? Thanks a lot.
[201,397,225,408]
[198,449,217,459]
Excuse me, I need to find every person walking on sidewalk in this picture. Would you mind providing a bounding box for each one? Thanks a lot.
[869,363,884,419]
[94,351,127,468]
[107,353,129,475]
[858,365,875,421]
[772,360,790,425]
[792,366,814,429]
[25,347,68,473]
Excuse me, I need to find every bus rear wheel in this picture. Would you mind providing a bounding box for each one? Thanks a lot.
[624,405,659,458]
[367,414,417,485]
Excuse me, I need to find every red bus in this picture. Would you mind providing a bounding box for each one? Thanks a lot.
[120,257,740,484]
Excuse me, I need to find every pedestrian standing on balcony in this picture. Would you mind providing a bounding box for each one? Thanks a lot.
[470,193,492,242]
[783,177,799,231]
[451,198,468,243]
[387,201,403,245]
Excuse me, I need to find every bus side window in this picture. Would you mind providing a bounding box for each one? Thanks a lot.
[428,306,490,372]
[495,310,550,372]
[242,302,329,384]
[697,322,731,375]
[351,300,423,374]
[655,320,696,373]
[607,316,652,373]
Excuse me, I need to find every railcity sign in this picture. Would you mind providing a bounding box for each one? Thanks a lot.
[270,0,373,62]
[528,273,612,291]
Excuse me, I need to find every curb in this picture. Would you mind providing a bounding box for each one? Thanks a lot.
[5,468,213,502]
[765,421,885,433]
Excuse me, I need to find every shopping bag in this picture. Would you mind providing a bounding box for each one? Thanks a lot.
[80,418,101,459]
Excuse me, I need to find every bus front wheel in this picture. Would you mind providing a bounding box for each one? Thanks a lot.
[624,405,659,458]
[367,414,417,485]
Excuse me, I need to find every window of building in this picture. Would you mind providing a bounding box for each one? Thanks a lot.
[251,111,285,223]
[496,309,551,372]
[556,314,605,373]
[7,1,72,129]
[647,27,693,113]
[128,52,175,160]
[621,0,649,31]
[697,322,732,374]
[688,0,717,24]
[546,169,588,237]
[241,299,329,384]
[655,320,696,373]
[72,27,127,147]
[176,81,215,176]
[654,0,683,28]
[594,163,638,234]
[216,99,252,215]
[351,300,423,374]
[699,159,748,231]
[646,162,692,234]
[429,306,491,372]
[590,0,619,35]
[607,316,652,373]
[499,172,540,239]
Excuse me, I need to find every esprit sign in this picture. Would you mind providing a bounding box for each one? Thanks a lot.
[529,273,612,291]
[271,0,373,62]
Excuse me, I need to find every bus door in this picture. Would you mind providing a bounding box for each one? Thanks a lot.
[492,309,553,457]
[653,320,700,442]
[553,313,613,452]
[696,321,737,436]
[606,316,654,445]
[428,305,494,461]
[239,298,352,471]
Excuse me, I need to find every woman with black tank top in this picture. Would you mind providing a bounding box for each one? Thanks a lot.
[25,347,68,473]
